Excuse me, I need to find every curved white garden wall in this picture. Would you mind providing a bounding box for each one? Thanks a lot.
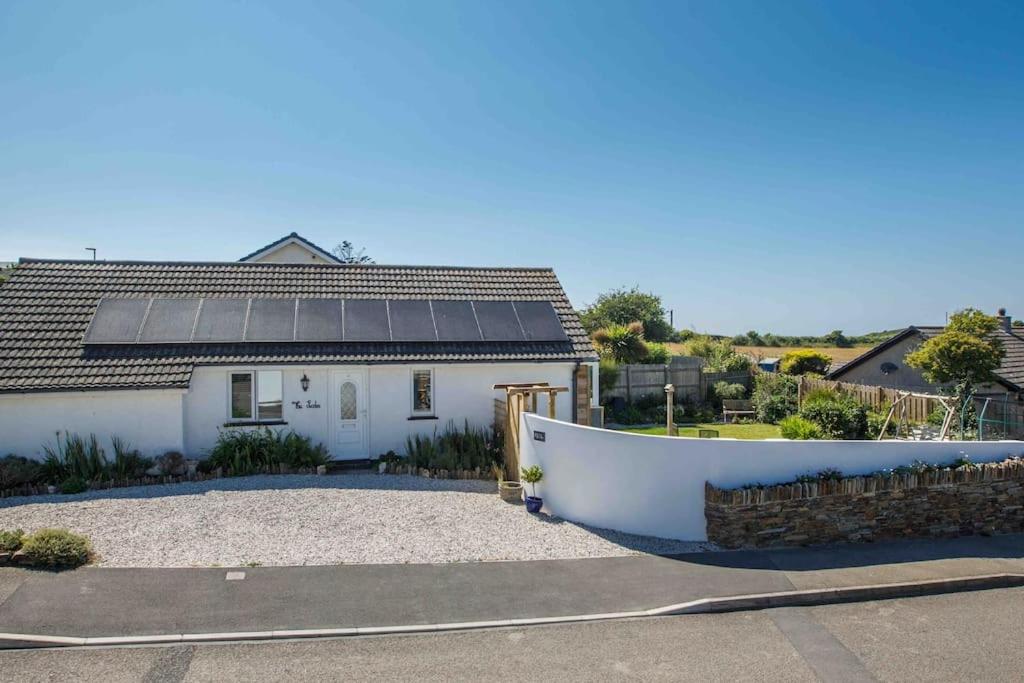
[518,414,1024,541]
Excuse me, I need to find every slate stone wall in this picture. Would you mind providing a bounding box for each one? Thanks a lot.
[705,458,1024,549]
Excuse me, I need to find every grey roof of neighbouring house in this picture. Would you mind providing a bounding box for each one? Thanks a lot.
[0,259,597,393]
[827,325,1024,391]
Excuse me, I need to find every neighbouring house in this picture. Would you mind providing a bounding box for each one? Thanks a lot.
[0,234,598,460]
[826,309,1024,399]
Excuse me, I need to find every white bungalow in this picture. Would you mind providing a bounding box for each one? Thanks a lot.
[0,234,598,460]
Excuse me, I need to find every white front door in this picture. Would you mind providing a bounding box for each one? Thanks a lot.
[331,369,368,459]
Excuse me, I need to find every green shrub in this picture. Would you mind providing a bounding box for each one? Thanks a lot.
[0,529,25,552]
[41,433,108,483]
[157,451,188,476]
[598,359,620,393]
[780,415,823,440]
[404,420,501,471]
[799,393,868,439]
[866,405,898,439]
[60,476,88,494]
[206,428,329,475]
[686,336,752,372]
[111,437,153,479]
[642,342,671,365]
[780,349,831,375]
[21,528,91,568]
[752,372,798,424]
[713,381,747,401]
[0,455,43,489]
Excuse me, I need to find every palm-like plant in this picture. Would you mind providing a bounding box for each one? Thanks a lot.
[591,321,649,364]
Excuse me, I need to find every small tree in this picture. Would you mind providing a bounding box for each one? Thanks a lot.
[905,308,1005,423]
[592,321,649,364]
[780,349,831,376]
[331,241,374,264]
[520,465,543,498]
[578,287,675,342]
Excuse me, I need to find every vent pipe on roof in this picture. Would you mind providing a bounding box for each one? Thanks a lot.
[997,308,1012,333]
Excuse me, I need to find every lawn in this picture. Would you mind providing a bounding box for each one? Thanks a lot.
[622,423,781,439]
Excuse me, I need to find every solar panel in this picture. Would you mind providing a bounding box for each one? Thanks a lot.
[246,298,297,341]
[473,301,525,341]
[84,298,150,343]
[295,299,343,342]
[512,301,568,341]
[431,300,481,342]
[388,300,437,342]
[193,298,248,342]
[343,299,391,341]
[138,298,202,343]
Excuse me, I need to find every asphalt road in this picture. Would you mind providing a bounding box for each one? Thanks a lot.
[5,587,1024,682]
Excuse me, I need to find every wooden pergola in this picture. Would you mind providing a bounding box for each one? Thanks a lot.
[493,383,569,479]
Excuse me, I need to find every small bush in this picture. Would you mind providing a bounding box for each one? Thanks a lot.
[404,420,501,471]
[157,451,187,476]
[0,529,25,552]
[780,415,823,440]
[866,406,898,439]
[60,476,88,494]
[642,342,671,365]
[752,372,798,424]
[0,455,43,489]
[780,349,831,376]
[598,359,620,393]
[800,393,868,440]
[41,433,108,483]
[111,437,153,479]
[713,381,747,401]
[21,528,92,569]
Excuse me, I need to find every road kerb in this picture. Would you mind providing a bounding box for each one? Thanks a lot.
[1,572,1021,649]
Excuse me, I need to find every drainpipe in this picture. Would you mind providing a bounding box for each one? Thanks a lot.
[571,361,580,424]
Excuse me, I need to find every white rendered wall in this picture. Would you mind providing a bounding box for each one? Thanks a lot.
[184,362,578,458]
[519,414,1024,542]
[0,390,185,460]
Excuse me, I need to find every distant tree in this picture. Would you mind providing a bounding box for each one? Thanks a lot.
[685,335,752,372]
[591,321,650,364]
[780,349,831,376]
[744,330,764,346]
[578,287,674,342]
[905,308,1005,421]
[823,330,850,347]
[331,241,374,264]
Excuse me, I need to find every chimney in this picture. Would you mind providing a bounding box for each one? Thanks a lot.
[997,308,1011,333]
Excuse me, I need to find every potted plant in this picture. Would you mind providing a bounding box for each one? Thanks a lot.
[493,462,524,503]
[520,465,543,513]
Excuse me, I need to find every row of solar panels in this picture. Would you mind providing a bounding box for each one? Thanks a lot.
[83,298,569,344]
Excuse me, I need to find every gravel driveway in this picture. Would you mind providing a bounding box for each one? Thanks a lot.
[0,474,711,567]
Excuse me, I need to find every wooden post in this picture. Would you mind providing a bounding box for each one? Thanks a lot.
[665,383,676,436]
[547,389,557,419]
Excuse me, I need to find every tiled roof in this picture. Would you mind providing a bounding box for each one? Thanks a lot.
[0,259,596,392]
[828,325,1024,391]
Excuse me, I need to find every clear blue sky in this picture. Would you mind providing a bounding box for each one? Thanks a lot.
[2,1,1021,335]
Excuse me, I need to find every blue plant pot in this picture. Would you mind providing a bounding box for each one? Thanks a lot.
[525,496,543,513]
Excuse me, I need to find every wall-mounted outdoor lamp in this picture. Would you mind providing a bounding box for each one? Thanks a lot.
[300,373,310,392]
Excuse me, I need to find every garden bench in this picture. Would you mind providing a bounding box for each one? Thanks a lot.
[721,399,755,423]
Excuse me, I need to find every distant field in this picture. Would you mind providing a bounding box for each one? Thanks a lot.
[665,344,871,365]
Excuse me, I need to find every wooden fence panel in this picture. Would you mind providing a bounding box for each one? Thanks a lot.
[602,357,710,403]
[797,376,940,422]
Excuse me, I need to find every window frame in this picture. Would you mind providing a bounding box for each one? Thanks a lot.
[410,367,435,417]
[226,369,286,424]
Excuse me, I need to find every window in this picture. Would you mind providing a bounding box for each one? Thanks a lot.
[229,370,283,422]
[339,381,357,420]
[257,370,283,420]
[412,369,433,415]
[230,372,253,419]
